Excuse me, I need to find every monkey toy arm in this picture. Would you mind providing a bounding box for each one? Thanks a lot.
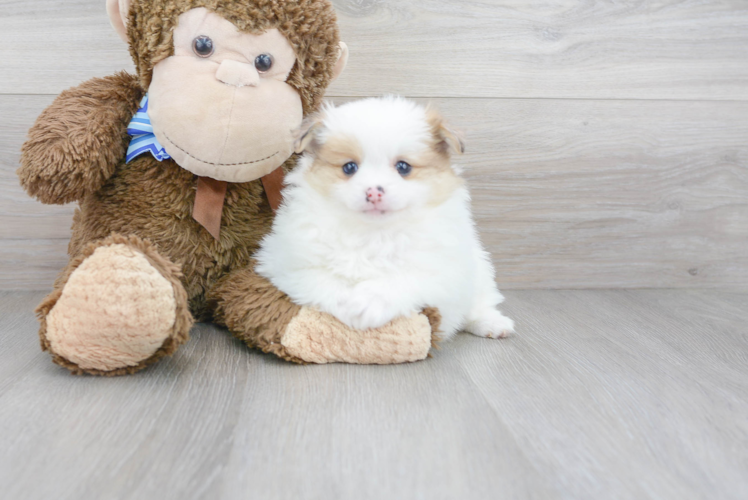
[209,264,441,365]
[18,72,143,204]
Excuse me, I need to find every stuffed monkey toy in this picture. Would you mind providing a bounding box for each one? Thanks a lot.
[17,0,440,376]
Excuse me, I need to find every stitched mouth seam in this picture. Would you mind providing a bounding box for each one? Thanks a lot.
[162,132,279,166]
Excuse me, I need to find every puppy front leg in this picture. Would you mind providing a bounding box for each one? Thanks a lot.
[465,247,515,339]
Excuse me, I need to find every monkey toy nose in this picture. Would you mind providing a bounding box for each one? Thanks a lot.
[216,59,260,87]
[366,186,385,203]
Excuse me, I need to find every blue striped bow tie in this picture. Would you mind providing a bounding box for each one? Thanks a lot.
[126,94,171,163]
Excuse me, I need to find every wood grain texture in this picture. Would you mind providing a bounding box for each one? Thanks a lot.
[460,98,748,290]
[0,289,746,500]
[2,0,748,99]
[2,95,746,290]
[0,239,69,289]
[454,289,748,500]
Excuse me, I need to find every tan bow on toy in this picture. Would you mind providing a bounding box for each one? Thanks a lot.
[192,168,285,240]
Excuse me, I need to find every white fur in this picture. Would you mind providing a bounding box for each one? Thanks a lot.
[256,97,514,339]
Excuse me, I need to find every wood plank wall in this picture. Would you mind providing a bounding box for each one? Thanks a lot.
[1,0,747,290]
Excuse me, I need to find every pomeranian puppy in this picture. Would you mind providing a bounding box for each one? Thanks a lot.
[256,97,514,340]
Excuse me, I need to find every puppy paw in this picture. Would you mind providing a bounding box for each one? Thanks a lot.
[467,310,515,339]
[335,288,403,331]
[339,296,395,330]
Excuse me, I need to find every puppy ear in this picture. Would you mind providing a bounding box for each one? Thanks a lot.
[294,115,325,154]
[440,125,466,155]
[425,104,466,155]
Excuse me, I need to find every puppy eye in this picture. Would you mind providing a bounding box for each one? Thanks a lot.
[395,161,412,176]
[255,54,273,73]
[342,162,359,176]
[193,36,214,58]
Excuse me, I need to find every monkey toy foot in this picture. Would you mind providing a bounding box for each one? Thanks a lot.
[280,307,440,365]
[36,235,193,376]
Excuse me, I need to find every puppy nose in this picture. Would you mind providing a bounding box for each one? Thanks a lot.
[366,186,385,203]
[216,59,259,87]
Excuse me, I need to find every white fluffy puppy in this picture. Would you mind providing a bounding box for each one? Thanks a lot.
[256,97,514,340]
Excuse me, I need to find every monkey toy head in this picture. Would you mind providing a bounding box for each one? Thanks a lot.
[106,0,348,183]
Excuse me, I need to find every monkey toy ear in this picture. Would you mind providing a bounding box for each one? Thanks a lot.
[331,42,349,82]
[106,0,132,43]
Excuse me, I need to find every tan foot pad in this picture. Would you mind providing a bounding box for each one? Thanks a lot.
[46,244,177,372]
[281,308,432,365]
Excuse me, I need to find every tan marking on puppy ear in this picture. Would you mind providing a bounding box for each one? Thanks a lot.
[405,147,465,206]
[441,126,466,154]
[425,104,466,156]
[404,106,466,205]
[106,0,131,43]
[331,42,349,82]
[294,115,325,154]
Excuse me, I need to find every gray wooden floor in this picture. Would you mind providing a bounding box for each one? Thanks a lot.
[1,290,746,500]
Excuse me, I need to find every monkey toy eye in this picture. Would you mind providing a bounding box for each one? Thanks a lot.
[395,161,412,176]
[342,162,359,176]
[255,54,273,73]
[193,36,214,57]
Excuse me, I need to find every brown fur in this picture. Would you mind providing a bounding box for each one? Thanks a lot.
[421,307,443,355]
[208,262,305,363]
[37,234,193,376]
[18,72,144,205]
[18,0,437,374]
[18,1,338,374]
[64,143,290,321]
